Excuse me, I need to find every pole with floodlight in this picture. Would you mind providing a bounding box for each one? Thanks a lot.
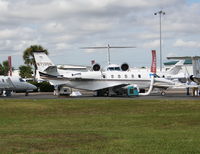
[154,10,165,72]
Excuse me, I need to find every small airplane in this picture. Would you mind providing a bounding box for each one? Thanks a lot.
[167,56,200,84]
[157,60,185,81]
[33,50,181,96]
[0,76,37,96]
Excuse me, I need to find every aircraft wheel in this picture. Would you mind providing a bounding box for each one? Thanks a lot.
[5,91,12,96]
[161,91,166,96]
[25,91,29,96]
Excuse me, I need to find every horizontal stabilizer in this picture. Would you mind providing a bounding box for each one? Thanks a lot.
[44,66,58,73]
[167,56,200,60]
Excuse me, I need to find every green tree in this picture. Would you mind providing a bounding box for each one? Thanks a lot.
[0,60,12,75]
[23,45,48,75]
[19,65,33,78]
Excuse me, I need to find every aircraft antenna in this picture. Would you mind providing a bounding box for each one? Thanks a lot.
[107,44,110,65]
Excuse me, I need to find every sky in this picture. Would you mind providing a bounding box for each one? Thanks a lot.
[0,0,199,68]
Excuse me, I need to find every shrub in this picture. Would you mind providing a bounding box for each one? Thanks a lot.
[29,81,54,92]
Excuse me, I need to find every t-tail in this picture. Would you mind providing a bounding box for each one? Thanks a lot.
[167,60,184,75]
[167,56,200,83]
[33,51,58,76]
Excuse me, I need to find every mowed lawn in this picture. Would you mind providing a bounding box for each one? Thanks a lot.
[0,99,200,153]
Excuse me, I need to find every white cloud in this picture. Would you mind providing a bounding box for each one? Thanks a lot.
[43,22,65,33]
[174,39,200,48]
[142,40,160,48]
[0,0,8,11]
[137,33,159,40]
[55,43,70,50]
[80,21,112,32]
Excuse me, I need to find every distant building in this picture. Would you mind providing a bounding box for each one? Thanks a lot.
[12,69,20,77]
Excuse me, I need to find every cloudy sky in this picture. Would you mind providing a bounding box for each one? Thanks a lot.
[0,0,199,68]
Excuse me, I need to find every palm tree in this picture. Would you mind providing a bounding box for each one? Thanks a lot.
[23,45,48,76]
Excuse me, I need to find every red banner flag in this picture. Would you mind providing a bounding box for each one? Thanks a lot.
[8,56,12,76]
[151,50,156,74]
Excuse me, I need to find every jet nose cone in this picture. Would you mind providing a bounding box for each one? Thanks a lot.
[32,84,37,90]
[27,83,37,90]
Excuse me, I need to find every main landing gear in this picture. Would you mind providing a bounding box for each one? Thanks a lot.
[161,91,166,96]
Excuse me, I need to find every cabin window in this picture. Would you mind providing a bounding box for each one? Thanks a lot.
[131,74,134,78]
[125,75,128,78]
[107,67,120,71]
[107,67,114,71]
[115,67,120,71]
[103,75,106,78]
[118,75,121,78]
[138,74,141,78]
[111,75,114,78]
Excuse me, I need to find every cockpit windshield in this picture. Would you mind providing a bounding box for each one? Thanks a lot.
[19,78,25,82]
[154,74,160,78]
[107,67,121,71]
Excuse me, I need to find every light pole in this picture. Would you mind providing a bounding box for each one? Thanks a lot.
[154,10,165,72]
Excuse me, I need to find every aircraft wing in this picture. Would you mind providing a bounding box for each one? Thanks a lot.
[167,56,200,60]
[68,79,129,91]
[153,83,172,89]
[93,82,128,91]
[152,80,187,89]
[154,82,200,89]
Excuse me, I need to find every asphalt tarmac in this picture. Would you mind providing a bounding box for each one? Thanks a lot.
[0,91,200,100]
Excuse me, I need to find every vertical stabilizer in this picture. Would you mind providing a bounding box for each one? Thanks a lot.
[33,52,55,72]
[192,58,200,77]
[167,60,184,75]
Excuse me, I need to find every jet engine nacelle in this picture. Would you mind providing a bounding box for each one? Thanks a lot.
[121,63,129,71]
[92,63,101,71]
[189,75,200,83]
[190,75,194,82]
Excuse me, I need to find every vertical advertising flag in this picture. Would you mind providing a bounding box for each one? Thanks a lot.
[151,50,156,74]
[8,56,12,76]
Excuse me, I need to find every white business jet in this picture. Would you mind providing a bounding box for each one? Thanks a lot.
[167,56,200,84]
[0,76,37,96]
[157,60,185,81]
[33,51,179,96]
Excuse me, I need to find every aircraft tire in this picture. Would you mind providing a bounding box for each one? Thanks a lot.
[25,91,29,96]
[161,91,166,96]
